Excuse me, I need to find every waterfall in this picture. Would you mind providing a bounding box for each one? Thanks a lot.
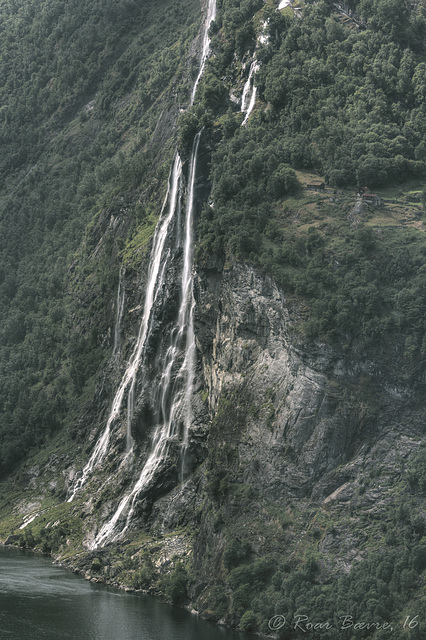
[67,0,217,546]
[241,60,259,125]
[242,2,286,124]
[191,0,216,105]
[67,155,183,502]
[112,266,125,357]
[178,126,200,481]
[93,132,202,548]
[241,62,253,113]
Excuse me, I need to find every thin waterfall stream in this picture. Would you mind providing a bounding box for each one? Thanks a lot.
[241,60,258,125]
[113,266,126,358]
[67,155,183,503]
[68,0,217,548]
[190,0,216,105]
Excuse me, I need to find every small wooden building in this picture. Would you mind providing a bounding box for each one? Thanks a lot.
[307,183,325,191]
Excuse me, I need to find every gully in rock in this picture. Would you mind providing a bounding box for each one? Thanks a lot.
[112,265,125,358]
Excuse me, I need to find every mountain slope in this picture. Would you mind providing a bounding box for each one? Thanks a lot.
[0,0,201,473]
[0,1,425,638]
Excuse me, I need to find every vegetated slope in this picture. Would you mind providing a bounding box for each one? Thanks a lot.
[177,1,426,638]
[0,0,201,474]
[191,0,426,370]
[181,1,425,635]
[0,1,425,639]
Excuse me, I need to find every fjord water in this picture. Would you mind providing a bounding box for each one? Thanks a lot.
[0,547,249,640]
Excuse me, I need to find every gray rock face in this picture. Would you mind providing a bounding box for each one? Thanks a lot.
[168,258,424,590]
[61,249,422,565]
[151,256,421,557]
[9,247,423,612]
[193,260,377,501]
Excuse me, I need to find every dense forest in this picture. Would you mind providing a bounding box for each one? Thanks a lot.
[181,0,426,366]
[0,0,201,473]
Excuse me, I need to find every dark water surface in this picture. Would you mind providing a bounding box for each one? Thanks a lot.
[0,546,250,640]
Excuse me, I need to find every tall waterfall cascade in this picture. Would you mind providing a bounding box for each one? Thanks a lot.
[241,60,259,125]
[67,154,183,503]
[68,0,217,548]
[94,132,202,548]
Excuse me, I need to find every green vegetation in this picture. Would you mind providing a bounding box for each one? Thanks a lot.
[0,0,200,474]
[0,0,425,636]
[161,561,191,605]
[408,443,426,494]
[16,501,83,555]
[192,0,426,368]
[128,553,157,589]
[200,431,425,638]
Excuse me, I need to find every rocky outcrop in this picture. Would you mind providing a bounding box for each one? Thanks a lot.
[193,259,417,502]
[168,258,425,601]
[2,251,424,632]
[73,253,421,544]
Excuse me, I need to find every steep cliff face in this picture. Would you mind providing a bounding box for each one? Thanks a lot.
[194,259,421,504]
[1,0,425,636]
[176,259,423,629]
[192,262,419,513]
[196,260,362,497]
[108,255,423,629]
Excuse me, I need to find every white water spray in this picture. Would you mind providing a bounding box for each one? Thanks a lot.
[241,62,254,114]
[191,0,217,105]
[94,132,201,547]
[241,1,291,124]
[67,155,183,502]
[241,60,259,125]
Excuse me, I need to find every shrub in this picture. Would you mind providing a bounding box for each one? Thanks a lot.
[223,538,251,570]
[207,585,229,618]
[163,563,189,605]
[240,609,259,632]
